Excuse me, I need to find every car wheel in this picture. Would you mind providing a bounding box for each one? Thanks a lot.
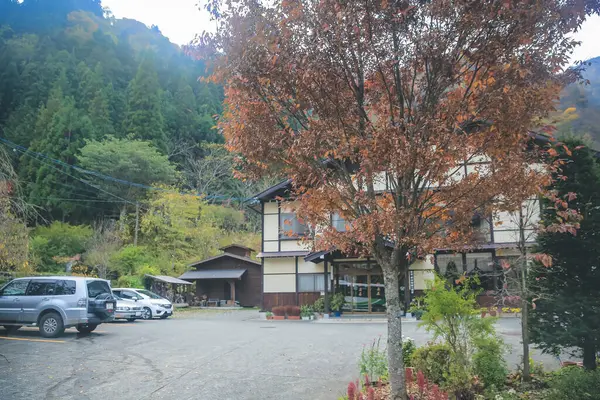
[126,318,135,322]
[76,324,98,334]
[3,325,21,333]
[39,312,64,338]
[142,307,152,320]
[160,314,169,319]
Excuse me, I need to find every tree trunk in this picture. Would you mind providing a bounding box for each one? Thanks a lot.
[520,266,531,381]
[519,210,531,381]
[521,297,530,380]
[382,262,407,400]
[583,339,597,370]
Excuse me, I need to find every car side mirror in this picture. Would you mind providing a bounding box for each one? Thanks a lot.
[134,298,138,302]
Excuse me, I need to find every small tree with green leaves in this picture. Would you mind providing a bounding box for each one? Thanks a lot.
[419,274,501,396]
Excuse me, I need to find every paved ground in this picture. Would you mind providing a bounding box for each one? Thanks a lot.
[0,311,569,400]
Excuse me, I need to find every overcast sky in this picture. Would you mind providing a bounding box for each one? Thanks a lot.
[102,0,600,63]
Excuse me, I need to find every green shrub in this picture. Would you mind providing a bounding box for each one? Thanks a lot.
[402,336,417,367]
[411,343,452,385]
[472,336,508,389]
[359,336,388,381]
[548,367,600,400]
[116,275,143,288]
[111,245,152,275]
[30,222,93,272]
[313,297,325,313]
[418,274,497,395]
[330,292,346,312]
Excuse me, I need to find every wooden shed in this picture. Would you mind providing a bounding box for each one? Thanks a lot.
[179,244,261,307]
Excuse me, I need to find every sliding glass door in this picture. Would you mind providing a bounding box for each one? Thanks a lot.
[337,262,386,314]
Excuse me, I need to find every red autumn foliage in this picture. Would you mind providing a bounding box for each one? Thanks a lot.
[271,306,285,317]
[201,0,600,396]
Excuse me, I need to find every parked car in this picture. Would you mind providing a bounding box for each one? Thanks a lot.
[113,295,143,322]
[0,276,116,338]
[111,288,173,319]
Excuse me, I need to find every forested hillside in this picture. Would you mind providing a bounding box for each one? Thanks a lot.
[0,0,267,283]
[556,56,600,146]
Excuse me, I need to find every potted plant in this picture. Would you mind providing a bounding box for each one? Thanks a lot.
[286,305,301,320]
[330,292,346,317]
[265,311,273,320]
[272,306,286,320]
[408,297,425,320]
[300,305,313,320]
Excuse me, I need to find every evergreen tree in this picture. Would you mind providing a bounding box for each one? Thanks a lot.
[123,54,166,151]
[529,139,600,370]
[22,78,93,220]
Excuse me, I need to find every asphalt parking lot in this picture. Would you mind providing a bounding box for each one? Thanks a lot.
[0,311,567,400]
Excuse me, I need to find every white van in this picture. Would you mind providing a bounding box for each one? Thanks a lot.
[111,288,173,319]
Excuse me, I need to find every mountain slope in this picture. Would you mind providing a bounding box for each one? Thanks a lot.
[557,56,600,145]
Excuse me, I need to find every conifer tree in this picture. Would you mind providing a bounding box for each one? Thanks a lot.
[530,139,600,370]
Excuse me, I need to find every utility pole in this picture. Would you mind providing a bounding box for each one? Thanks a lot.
[134,202,140,246]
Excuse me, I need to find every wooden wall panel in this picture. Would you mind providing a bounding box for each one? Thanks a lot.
[262,293,297,311]
[298,292,320,306]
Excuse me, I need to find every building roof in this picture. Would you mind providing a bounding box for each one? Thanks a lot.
[187,253,260,268]
[219,244,256,253]
[304,249,335,263]
[257,251,310,258]
[179,269,247,280]
[145,275,192,285]
[252,179,293,202]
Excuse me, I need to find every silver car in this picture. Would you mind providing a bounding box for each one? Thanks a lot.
[113,295,143,322]
[0,276,116,338]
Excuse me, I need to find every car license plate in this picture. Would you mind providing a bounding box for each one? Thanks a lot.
[135,311,141,316]
[106,302,114,311]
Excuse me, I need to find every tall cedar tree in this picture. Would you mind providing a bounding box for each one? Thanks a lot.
[530,140,600,371]
[123,55,166,151]
[22,77,93,221]
[203,0,600,397]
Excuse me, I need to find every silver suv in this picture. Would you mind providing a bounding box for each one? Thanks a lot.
[0,276,116,338]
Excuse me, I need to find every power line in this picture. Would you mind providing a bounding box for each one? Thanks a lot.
[34,197,128,203]
[0,136,251,202]
[3,140,134,204]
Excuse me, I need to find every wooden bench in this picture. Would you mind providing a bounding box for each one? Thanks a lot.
[207,298,219,307]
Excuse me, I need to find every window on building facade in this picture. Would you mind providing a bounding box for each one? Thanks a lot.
[332,212,347,232]
[471,213,491,242]
[436,254,463,275]
[298,274,325,292]
[279,212,310,238]
[466,252,494,273]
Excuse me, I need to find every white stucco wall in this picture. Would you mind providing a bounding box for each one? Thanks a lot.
[263,274,296,293]
[263,258,295,274]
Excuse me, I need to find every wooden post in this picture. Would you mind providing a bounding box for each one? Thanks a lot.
[324,260,330,313]
[230,280,236,305]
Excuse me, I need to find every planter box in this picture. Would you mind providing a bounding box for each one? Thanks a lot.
[288,316,301,320]
[273,315,285,320]
[301,316,311,321]
[266,316,273,320]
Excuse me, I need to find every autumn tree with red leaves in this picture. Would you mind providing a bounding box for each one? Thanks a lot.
[200,0,599,398]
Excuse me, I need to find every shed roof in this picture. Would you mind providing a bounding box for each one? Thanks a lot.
[219,244,256,253]
[145,275,193,285]
[187,253,260,268]
[179,269,247,280]
[257,251,310,258]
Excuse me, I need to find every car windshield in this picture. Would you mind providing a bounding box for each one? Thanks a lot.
[86,280,112,298]
[137,289,163,299]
